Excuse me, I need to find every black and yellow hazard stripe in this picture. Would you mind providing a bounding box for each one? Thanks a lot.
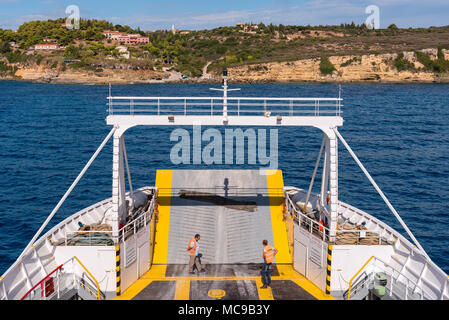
[116,244,121,296]
[326,244,333,294]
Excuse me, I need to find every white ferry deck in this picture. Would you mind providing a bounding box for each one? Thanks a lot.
[1,75,448,301]
[114,169,332,301]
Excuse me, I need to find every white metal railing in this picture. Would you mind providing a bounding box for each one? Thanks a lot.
[118,195,157,243]
[344,256,435,300]
[21,256,105,300]
[59,192,157,246]
[337,201,394,244]
[107,96,343,117]
[284,190,385,245]
[284,191,330,242]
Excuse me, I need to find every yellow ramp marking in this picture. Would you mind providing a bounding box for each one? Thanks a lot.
[174,280,190,300]
[255,278,274,300]
[266,169,291,263]
[115,264,332,300]
[153,170,173,264]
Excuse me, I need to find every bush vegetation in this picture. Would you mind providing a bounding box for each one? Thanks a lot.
[416,49,449,73]
[394,53,415,72]
[319,56,335,75]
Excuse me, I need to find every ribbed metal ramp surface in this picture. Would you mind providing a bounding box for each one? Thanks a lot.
[166,170,275,264]
[116,170,332,300]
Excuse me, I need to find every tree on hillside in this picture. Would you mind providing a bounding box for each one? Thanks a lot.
[0,39,11,54]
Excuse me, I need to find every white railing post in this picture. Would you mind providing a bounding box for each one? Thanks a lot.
[108,96,113,115]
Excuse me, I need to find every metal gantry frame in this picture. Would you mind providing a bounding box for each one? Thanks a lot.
[12,81,431,278]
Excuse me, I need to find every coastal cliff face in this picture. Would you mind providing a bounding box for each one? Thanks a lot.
[11,64,169,84]
[2,49,449,84]
[228,51,449,83]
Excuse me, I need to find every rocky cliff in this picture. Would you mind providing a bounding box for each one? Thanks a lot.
[10,63,170,84]
[3,49,449,84]
[228,50,449,83]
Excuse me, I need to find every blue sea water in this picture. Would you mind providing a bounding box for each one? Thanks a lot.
[0,81,448,274]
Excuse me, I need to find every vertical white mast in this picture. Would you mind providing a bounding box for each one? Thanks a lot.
[223,70,228,119]
[210,69,240,122]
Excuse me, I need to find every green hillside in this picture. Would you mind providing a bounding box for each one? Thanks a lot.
[1,18,449,78]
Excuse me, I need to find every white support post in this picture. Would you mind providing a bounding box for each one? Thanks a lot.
[112,133,119,240]
[328,129,338,241]
[119,145,126,218]
[333,128,430,260]
[112,129,127,241]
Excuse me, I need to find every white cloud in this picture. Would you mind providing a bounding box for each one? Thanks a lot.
[1,0,448,30]
[103,0,448,30]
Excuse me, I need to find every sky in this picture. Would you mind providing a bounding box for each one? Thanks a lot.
[0,0,448,30]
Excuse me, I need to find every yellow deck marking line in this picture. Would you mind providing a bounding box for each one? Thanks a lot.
[174,280,190,300]
[117,264,331,300]
[140,264,168,278]
[153,170,173,265]
[116,169,328,301]
[266,169,291,263]
[137,275,310,282]
[255,278,274,300]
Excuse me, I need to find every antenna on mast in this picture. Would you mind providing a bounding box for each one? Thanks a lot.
[210,69,240,122]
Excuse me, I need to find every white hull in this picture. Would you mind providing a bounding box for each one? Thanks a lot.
[1,185,447,300]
